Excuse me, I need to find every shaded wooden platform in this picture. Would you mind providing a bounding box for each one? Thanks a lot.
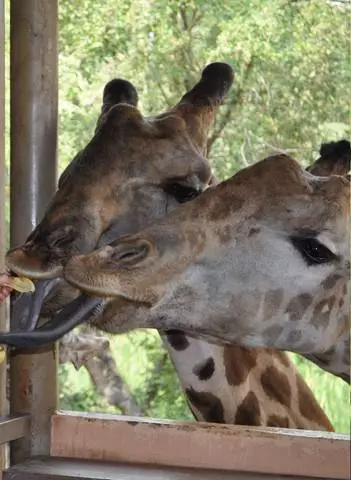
[3,456,329,480]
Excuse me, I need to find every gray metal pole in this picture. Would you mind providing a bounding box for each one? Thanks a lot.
[10,0,58,463]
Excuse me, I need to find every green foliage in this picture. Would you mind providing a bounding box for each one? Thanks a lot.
[111,331,194,420]
[58,0,350,176]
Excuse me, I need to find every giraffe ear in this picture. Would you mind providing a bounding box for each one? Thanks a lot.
[307,139,350,177]
[172,63,234,154]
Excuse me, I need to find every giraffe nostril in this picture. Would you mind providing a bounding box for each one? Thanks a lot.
[46,227,76,250]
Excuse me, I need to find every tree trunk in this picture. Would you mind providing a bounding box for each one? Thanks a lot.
[59,329,141,416]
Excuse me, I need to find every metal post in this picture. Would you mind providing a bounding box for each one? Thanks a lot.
[10,0,58,463]
[0,0,9,473]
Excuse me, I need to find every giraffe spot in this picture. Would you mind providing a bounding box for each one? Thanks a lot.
[185,387,225,423]
[234,391,261,426]
[267,415,289,428]
[263,325,284,343]
[165,330,189,351]
[248,227,261,237]
[273,351,291,368]
[193,357,215,381]
[311,298,332,329]
[296,375,334,431]
[286,329,302,345]
[223,346,258,386]
[261,366,291,407]
[263,289,284,319]
[285,294,313,322]
[322,274,342,290]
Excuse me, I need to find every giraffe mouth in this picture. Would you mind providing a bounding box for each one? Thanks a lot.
[10,279,58,332]
[0,293,105,348]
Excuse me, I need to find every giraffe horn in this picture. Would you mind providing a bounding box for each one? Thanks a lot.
[173,62,234,154]
[307,139,350,177]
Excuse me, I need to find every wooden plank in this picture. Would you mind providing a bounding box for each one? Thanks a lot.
[3,456,328,480]
[0,415,30,445]
[51,412,350,479]
[9,0,59,463]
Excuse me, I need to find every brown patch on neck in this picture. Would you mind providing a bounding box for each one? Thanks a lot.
[223,346,258,386]
[192,357,215,381]
[267,414,290,428]
[296,375,334,431]
[185,387,225,423]
[261,366,291,408]
[234,391,261,426]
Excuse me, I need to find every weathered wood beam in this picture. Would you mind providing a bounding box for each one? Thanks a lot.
[0,416,30,445]
[51,412,350,479]
[4,455,323,480]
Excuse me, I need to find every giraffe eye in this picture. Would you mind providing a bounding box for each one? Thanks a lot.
[291,237,336,266]
[163,182,199,203]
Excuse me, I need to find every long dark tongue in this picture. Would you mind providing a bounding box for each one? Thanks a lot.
[11,278,57,331]
[0,294,104,348]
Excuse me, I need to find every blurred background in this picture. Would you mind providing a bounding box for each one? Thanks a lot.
[4,0,350,431]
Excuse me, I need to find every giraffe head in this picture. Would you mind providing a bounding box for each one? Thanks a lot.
[5,62,233,332]
[63,146,350,377]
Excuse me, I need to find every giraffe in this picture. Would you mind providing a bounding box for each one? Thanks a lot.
[60,143,350,383]
[4,64,334,430]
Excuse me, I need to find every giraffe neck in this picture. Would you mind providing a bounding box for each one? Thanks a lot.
[162,331,334,431]
[93,299,334,430]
